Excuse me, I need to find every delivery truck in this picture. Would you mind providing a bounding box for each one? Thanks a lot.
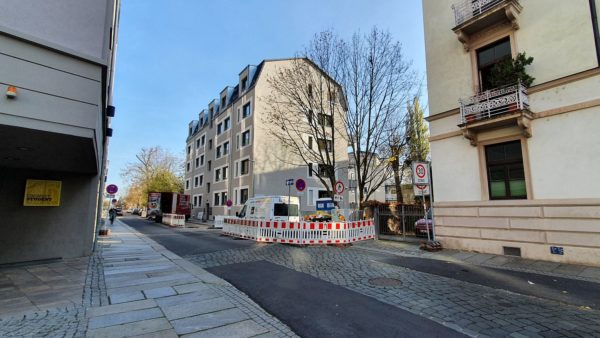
[147,192,191,223]
[236,196,300,222]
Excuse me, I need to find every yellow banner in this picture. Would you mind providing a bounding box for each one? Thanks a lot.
[23,180,62,207]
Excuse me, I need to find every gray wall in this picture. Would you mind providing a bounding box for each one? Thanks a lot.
[0,168,98,264]
[0,0,114,63]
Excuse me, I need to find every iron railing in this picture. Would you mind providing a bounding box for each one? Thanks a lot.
[452,0,505,26]
[375,204,424,237]
[459,82,529,125]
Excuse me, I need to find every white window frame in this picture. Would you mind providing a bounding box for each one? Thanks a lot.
[185,179,190,190]
[195,157,200,169]
[194,174,201,188]
[213,189,228,206]
[238,185,250,205]
[237,156,251,177]
[200,154,205,167]
[214,164,229,182]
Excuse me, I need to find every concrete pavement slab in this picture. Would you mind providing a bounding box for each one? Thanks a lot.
[142,286,177,299]
[161,296,235,321]
[173,282,211,294]
[552,264,586,276]
[88,307,163,329]
[170,308,249,335]
[130,329,179,338]
[109,290,145,304]
[578,267,600,279]
[155,290,221,308]
[181,319,270,338]
[85,317,172,338]
[85,299,157,318]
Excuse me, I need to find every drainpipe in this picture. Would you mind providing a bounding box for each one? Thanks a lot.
[591,0,600,66]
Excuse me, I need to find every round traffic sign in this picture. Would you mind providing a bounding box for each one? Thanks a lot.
[295,179,306,192]
[334,180,345,195]
[106,184,118,194]
[415,164,426,179]
[416,184,428,190]
[226,199,233,208]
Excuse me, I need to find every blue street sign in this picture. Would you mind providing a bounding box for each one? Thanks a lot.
[286,179,294,186]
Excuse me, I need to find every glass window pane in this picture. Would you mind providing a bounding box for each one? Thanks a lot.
[508,165,525,179]
[509,180,527,197]
[489,167,505,180]
[486,145,505,162]
[490,181,507,198]
[505,142,523,160]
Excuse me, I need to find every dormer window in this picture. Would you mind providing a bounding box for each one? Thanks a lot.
[241,76,248,91]
[221,96,227,108]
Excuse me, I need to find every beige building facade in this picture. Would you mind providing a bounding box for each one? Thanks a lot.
[184,58,348,220]
[423,0,600,266]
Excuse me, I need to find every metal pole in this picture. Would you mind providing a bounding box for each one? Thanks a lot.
[423,188,430,242]
[401,204,406,241]
[288,182,291,222]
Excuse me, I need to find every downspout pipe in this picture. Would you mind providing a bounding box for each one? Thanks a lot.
[591,0,600,66]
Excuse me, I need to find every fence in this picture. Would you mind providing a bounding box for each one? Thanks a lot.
[162,213,186,227]
[222,218,375,245]
[375,204,424,237]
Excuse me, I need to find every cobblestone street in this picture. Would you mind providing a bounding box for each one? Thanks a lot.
[187,242,600,338]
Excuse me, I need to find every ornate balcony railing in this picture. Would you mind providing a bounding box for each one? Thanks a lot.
[452,0,505,26]
[458,82,529,125]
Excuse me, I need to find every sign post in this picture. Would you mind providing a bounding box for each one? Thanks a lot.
[412,162,434,241]
[286,179,294,221]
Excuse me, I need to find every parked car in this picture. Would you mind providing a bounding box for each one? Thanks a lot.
[414,209,433,238]
[115,207,123,216]
[132,208,141,215]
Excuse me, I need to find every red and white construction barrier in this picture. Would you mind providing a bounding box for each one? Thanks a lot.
[162,213,186,227]
[222,218,375,245]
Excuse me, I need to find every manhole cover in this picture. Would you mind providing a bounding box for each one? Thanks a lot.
[368,277,402,286]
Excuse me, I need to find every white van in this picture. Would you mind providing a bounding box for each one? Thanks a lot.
[236,196,300,222]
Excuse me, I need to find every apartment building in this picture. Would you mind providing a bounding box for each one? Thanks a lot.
[0,1,120,264]
[423,0,600,265]
[184,58,348,220]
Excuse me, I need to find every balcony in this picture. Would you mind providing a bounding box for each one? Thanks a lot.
[458,83,533,145]
[451,0,522,51]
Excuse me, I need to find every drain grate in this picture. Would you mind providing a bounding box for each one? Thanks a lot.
[368,277,402,287]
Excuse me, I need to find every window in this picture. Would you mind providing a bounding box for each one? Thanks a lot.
[193,195,198,207]
[307,110,314,125]
[222,166,228,180]
[241,159,250,175]
[308,163,313,177]
[185,179,190,190]
[194,176,199,187]
[485,140,526,200]
[242,102,251,118]
[224,117,230,131]
[198,195,202,207]
[318,113,333,127]
[214,193,220,206]
[209,139,213,149]
[186,162,190,172]
[196,139,200,148]
[215,168,221,181]
[318,139,332,152]
[216,145,222,158]
[318,164,334,178]
[319,190,332,199]
[221,96,227,108]
[221,192,227,205]
[201,135,205,146]
[236,134,240,149]
[241,76,248,90]
[242,130,251,147]
[308,136,313,150]
[207,182,210,193]
[308,84,313,97]
[187,146,191,155]
[199,175,203,186]
[307,188,315,205]
[223,141,229,155]
[200,155,205,166]
[274,203,299,217]
[237,108,241,122]
[195,157,200,168]
[217,122,223,135]
[240,188,249,204]
[208,160,211,171]
[477,38,511,91]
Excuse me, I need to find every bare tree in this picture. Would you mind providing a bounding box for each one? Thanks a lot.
[263,28,417,203]
[341,28,417,204]
[263,52,347,194]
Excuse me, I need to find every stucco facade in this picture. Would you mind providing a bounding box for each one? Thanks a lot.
[423,0,600,265]
[0,0,119,264]
[184,59,349,219]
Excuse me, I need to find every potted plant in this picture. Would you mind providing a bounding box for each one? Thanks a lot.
[489,52,535,88]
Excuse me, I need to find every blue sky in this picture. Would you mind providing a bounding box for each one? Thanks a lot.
[107,0,427,194]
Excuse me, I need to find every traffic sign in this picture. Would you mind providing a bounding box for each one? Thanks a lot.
[413,184,430,196]
[106,184,118,194]
[334,195,343,202]
[285,179,294,186]
[334,180,345,195]
[295,179,306,192]
[226,199,233,208]
[412,162,429,185]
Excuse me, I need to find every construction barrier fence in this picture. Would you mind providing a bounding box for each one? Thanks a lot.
[162,213,186,227]
[222,218,375,245]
